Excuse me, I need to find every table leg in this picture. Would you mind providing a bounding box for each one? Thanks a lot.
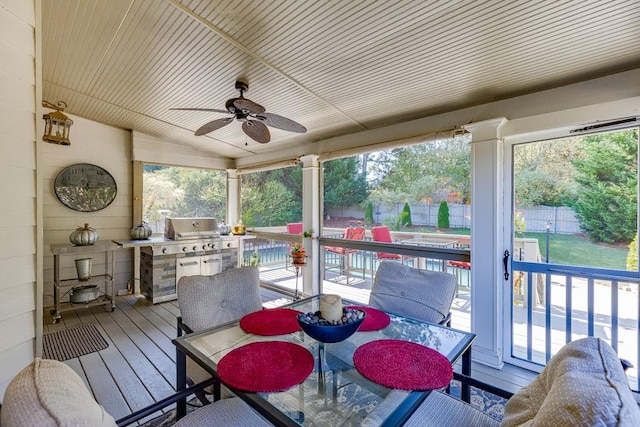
[176,347,187,419]
[461,347,472,403]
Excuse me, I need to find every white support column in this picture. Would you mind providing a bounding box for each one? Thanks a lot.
[300,155,321,296]
[466,118,507,369]
[226,169,240,225]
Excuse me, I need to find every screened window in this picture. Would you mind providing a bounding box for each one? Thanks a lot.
[142,164,226,233]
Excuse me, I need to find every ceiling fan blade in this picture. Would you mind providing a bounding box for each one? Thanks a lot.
[242,120,270,143]
[194,117,234,136]
[170,107,230,114]
[257,112,307,133]
[234,98,265,114]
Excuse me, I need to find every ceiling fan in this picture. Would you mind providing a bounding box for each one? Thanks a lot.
[171,80,306,144]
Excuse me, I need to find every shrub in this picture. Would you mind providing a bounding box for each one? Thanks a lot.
[400,202,412,228]
[627,233,638,271]
[364,202,374,224]
[437,201,450,229]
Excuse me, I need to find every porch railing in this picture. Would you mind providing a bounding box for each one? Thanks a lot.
[244,228,471,292]
[319,235,470,277]
[511,260,640,390]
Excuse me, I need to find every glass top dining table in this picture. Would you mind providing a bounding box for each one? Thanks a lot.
[173,295,476,426]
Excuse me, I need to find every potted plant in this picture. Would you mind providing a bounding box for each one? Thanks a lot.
[291,243,306,265]
[291,229,313,265]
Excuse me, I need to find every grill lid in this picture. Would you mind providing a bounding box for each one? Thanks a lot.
[165,217,219,240]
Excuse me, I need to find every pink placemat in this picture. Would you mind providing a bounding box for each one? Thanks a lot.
[345,305,390,331]
[353,339,453,390]
[217,341,314,392]
[239,308,303,336]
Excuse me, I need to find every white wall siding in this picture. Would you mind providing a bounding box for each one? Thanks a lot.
[42,116,133,304]
[0,0,38,400]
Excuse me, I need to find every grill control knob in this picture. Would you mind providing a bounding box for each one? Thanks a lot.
[193,246,198,251]
[182,247,188,252]
[202,245,207,250]
[162,248,168,254]
[226,242,232,248]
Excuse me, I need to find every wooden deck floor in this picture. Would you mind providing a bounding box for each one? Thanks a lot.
[43,284,535,425]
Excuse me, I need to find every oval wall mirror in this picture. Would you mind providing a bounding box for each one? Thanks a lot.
[54,163,117,212]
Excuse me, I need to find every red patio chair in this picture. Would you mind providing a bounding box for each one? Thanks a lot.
[447,260,471,296]
[324,227,365,284]
[286,222,303,235]
[371,226,402,261]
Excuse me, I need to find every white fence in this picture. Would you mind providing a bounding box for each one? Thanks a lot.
[327,204,580,234]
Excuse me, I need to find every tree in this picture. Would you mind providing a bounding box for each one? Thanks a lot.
[514,137,581,207]
[437,201,450,229]
[570,129,638,243]
[142,165,226,222]
[241,180,299,226]
[323,157,368,211]
[368,136,471,205]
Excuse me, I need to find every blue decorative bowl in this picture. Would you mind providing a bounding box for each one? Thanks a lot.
[297,310,365,343]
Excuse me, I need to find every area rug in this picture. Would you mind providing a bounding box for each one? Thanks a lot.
[43,324,108,361]
[448,379,508,422]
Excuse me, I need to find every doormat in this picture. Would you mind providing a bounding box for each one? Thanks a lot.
[43,324,109,361]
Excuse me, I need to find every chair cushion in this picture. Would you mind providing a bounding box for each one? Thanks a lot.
[404,390,500,427]
[173,397,272,427]
[369,261,457,323]
[502,337,640,426]
[178,266,263,332]
[0,358,116,427]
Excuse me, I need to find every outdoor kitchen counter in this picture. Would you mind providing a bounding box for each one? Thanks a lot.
[112,235,255,301]
[112,234,255,248]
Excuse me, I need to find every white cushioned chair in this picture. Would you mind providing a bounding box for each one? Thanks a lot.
[0,358,271,427]
[177,267,263,401]
[369,261,457,326]
[404,337,640,426]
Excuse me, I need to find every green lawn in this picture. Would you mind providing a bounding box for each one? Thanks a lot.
[416,226,630,270]
[524,232,629,270]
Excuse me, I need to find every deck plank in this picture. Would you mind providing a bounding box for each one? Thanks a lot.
[89,305,176,401]
[113,298,176,362]
[78,351,131,420]
[107,304,176,388]
[119,296,177,341]
[88,307,165,420]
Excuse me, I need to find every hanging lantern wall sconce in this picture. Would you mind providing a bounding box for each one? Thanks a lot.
[42,100,73,145]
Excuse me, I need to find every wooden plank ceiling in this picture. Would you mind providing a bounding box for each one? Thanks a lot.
[42,0,640,160]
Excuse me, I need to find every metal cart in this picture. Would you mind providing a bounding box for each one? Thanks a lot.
[50,241,116,323]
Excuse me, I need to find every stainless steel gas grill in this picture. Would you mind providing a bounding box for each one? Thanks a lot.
[114,217,243,304]
[165,217,219,241]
